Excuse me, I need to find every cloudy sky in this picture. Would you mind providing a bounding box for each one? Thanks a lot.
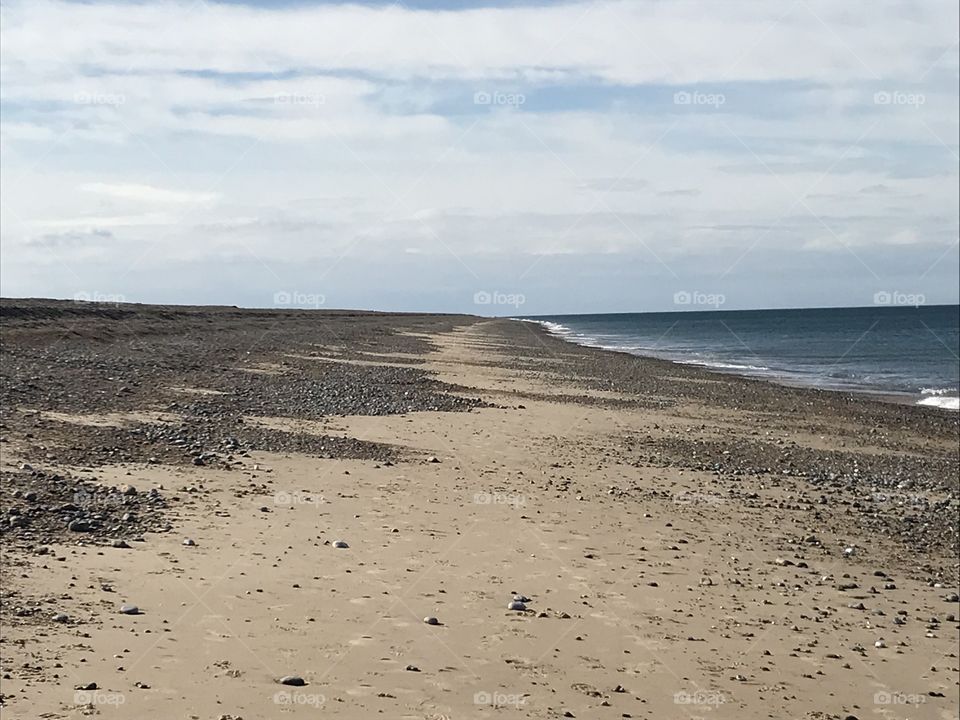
[1,0,957,315]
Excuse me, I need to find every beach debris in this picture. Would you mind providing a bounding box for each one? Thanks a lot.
[945,593,959,603]
[52,613,70,623]
[875,639,887,648]
[512,594,531,603]
[427,456,440,463]
[508,600,527,611]
[405,664,421,672]
[279,675,306,686]
[182,538,196,546]
[842,546,856,558]
[112,539,131,549]
[75,682,98,691]
[333,540,349,549]
[119,604,141,615]
[423,616,440,625]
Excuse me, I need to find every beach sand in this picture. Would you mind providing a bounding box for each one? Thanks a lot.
[1,301,957,719]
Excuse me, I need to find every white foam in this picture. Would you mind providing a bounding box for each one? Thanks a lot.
[920,387,958,396]
[678,359,770,372]
[917,396,960,411]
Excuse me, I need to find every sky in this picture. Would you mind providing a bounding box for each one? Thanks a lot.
[0,0,958,315]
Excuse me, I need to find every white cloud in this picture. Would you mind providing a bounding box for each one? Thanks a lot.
[79,183,219,204]
[0,0,956,308]
[2,0,956,85]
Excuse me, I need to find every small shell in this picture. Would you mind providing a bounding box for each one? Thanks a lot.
[332,540,349,549]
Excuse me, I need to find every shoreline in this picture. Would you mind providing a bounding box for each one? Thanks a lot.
[517,316,960,412]
[1,300,957,719]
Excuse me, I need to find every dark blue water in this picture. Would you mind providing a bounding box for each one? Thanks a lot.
[522,306,960,410]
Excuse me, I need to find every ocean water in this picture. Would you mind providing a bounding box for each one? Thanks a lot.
[521,305,960,410]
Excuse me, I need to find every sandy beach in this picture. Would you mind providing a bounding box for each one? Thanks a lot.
[1,299,958,720]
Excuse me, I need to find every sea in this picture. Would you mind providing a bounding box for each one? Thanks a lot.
[520,305,960,411]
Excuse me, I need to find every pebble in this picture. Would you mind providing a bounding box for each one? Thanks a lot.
[112,539,131,549]
[332,540,349,549]
[423,616,440,625]
[119,604,141,615]
[182,538,196,546]
[508,601,527,611]
[52,613,70,623]
[279,675,306,686]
